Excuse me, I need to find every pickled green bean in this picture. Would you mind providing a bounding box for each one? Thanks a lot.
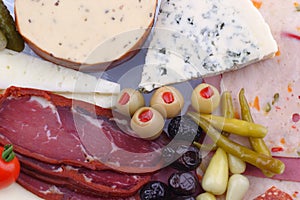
[221,91,234,137]
[193,141,217,151]
[221,91,234,119]
[239,88,271,156]
[199,114,267,138]
[221,91,246,174]
[239,88,274,177]
[0,29,7,50]
[188,112,285,175]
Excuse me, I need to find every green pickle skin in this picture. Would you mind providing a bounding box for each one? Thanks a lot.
[188,112,285,175]
[0,0,24,52]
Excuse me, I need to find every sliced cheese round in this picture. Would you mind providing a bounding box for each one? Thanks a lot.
[14,0,157,70]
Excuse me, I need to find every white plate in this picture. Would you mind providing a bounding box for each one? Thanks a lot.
[2,1,298,199]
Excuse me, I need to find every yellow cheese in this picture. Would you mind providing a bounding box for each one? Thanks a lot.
[14,0,157,69]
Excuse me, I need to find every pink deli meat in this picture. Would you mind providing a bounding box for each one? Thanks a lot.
[204,0,300,195]
[220,0,300,158]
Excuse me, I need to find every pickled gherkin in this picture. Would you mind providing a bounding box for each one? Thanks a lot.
[0,0,24,52]
[0,29,7,50]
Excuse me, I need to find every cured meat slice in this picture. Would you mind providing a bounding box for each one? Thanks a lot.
[254,186,293,200]
[0,86,165,173]
[17,153,150,198]
[17,172,138,200]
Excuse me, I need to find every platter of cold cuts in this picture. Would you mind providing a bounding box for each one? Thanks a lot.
[0,0,299,199]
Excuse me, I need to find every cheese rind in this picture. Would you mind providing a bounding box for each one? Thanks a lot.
[14,0,157,70]
[139,0,277,92]
[0,49,119,108]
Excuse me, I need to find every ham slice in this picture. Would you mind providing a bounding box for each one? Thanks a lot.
[0,86,165,173]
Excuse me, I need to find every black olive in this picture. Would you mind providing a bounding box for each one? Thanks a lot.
[167,115,204,142]
[168,172,198,196]
[139,181,171,200]
[171,145,202,171]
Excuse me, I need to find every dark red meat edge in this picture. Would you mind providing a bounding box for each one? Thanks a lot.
[17,172,139,200]
[18,153,150,198]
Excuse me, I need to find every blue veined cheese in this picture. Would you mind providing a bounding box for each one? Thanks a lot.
[139,0,277,92]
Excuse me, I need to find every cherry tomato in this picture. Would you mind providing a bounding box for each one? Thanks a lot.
[0,144,20,189]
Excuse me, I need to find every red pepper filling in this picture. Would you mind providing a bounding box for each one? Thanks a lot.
[282,32,300,41]
[138,109,153,122]
[292,113,300,123]
[118,92,130,105]
[200,86,214,99]
[271,147,284,153]
[162,92,174,104]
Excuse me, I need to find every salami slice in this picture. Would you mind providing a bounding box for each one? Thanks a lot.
[254,186,293,200]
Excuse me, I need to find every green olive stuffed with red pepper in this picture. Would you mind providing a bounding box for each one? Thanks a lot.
[116,88,145,116]
[130,107,165,140]
[191,83,220,114]
[150,86,184,118]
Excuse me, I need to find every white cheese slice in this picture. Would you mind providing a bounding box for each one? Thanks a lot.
[55,92,118,109]
[139,0,278,92]
[0,49,119,108]
[14,0,157,70]
[0,183,42,200]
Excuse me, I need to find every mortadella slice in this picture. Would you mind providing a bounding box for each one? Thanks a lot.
[220,0,300,158]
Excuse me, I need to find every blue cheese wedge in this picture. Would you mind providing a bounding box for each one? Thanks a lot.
[139,0,277,92]
[0,49,119,108]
